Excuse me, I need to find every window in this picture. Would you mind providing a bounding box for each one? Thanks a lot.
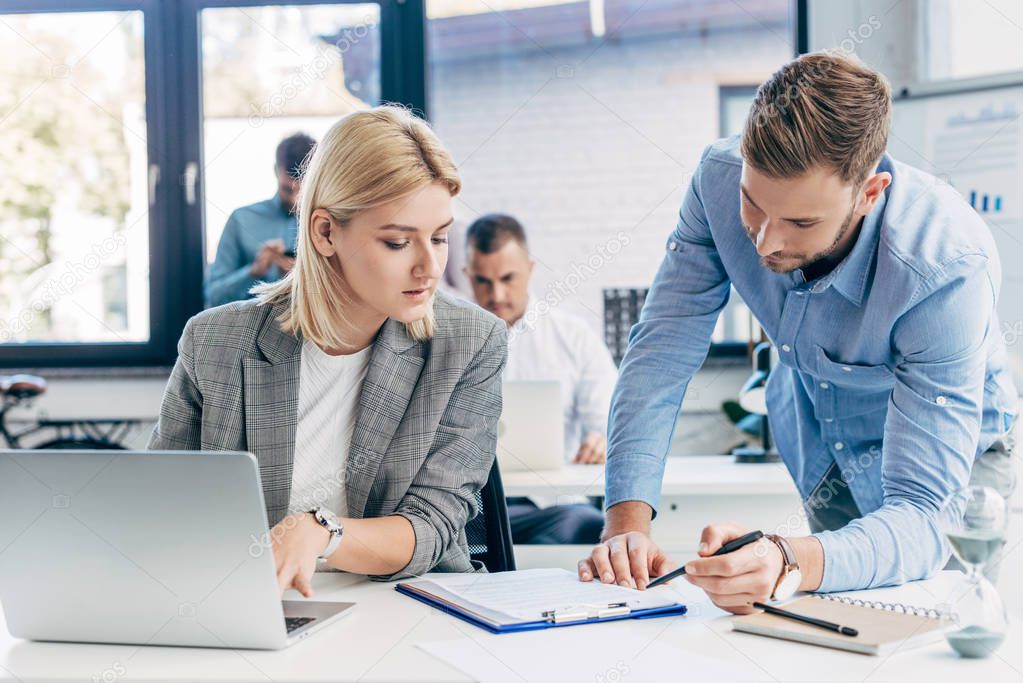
[0,0,423,368]
[923,1,1023,82]
[805,0,1023,92]
[426,0,794,351]
[199,4,382,266]
[0,8,150,346]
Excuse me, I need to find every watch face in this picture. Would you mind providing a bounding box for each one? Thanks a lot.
[775,569,802,600]
[315,508,341,530]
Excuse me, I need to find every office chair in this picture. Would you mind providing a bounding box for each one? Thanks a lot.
[466,460,516,572]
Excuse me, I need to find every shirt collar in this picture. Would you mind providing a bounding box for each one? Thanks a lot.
[508,296,540,336]
[796,154,892,306]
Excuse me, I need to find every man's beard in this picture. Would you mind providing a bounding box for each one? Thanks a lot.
[755,202,857,274]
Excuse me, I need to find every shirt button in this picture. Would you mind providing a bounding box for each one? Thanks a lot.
[781,344,791,352]
[834,442,844,451]
[825,418,834,423]
[841,367,852,373]
[819,382,830,389]
[668,241,678,251]
[936,395,948,406]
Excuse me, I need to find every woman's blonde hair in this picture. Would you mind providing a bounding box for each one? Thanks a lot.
[253,105,461,349]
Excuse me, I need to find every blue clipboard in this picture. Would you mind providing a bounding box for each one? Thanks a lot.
[395,582,687,634]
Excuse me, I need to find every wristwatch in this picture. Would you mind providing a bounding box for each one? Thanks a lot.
[765,533,802,601]
[309,508,344,560]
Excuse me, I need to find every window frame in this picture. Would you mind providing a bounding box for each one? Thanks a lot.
[0,0,425,369]
[0,0,176,368]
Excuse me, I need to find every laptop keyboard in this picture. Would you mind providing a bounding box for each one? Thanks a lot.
[285,616,316,633]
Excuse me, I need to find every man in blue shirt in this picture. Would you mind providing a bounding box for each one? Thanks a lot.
[204,133,316,308]
[578,52,1017,612]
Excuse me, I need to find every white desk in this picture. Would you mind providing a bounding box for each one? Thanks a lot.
[501,456,799,498]
[502,456,809,553]
[3,567,1022,683]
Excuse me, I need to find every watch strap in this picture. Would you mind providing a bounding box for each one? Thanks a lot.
[320,527,343,560]
[309,508,344,560]
[765,533,798,600]
[765,533,797,568]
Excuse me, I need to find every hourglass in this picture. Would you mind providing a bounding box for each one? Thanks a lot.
[940,485,1009,658]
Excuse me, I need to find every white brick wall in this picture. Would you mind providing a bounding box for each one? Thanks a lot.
[430,21,792,335]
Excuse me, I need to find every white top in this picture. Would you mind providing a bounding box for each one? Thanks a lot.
[287,340,373,518]
[505,303,618,460]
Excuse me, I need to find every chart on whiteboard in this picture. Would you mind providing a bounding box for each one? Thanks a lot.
[890,84,1023,384]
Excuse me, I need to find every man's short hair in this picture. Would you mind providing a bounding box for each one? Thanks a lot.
[275,132,317,180]
[465,213,528,254]
[741,51,892,185]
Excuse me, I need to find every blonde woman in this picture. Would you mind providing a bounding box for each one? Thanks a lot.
[149,106,506,595]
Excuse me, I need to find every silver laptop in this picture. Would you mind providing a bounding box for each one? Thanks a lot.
[0,450,353,650]
[496,381,565,472]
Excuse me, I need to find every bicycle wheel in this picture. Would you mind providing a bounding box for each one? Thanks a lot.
[35,437,126,450]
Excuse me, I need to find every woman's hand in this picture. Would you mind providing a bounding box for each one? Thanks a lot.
[269,512,330,597]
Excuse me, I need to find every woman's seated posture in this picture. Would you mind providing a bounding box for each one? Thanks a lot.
[149,106,506,593]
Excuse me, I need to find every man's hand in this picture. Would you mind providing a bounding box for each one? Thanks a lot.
[684,522,784,615]
[250,239,285,278]
[578,531,677,590]
[269,512,330,597]
[272,251,295,274]
[572,432,606,464]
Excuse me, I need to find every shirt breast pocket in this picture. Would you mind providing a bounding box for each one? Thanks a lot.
[814,345,896,420]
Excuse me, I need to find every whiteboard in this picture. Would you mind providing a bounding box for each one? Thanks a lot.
[888,77,1023,387]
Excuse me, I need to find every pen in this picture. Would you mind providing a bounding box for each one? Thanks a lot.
[646,530,764,589]
[751,601,858,636]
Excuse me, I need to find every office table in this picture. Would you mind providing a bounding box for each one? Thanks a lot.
[501,456,810,553]
[3,565,1021,683]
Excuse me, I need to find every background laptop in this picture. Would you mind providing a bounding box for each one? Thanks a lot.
[0,449,353,650]
[497,381,565,473]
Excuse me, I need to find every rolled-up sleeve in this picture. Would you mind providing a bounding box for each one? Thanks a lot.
[605,149,732,515]
[815,256,994,591]
[379,319,507,580]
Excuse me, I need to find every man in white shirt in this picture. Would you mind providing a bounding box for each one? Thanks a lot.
[464,214,616,544]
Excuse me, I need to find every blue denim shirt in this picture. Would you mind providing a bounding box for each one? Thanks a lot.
[606,136,1018,592]
[205,195,299,308]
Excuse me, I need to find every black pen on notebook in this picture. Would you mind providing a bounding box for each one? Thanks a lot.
[751,601,859,637]
[645,530,764,589]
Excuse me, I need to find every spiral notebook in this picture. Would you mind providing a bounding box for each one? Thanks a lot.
[731,594,956,656]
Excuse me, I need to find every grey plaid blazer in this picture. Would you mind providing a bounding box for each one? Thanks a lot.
[147,290,506,580]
